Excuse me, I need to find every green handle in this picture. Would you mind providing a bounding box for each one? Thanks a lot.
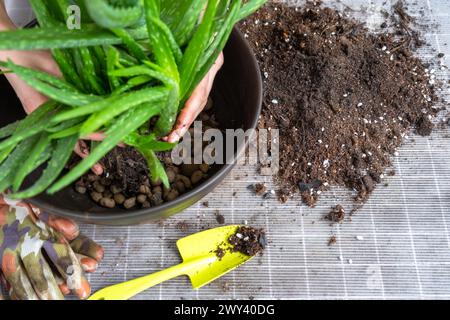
[89,255,216,300]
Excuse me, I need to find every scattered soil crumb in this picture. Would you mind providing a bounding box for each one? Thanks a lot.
[221,282,231,292]
[277,191,289,203]
[202,201,209,207]
[215,211,226,224]
[387,170,396,176]
[301,191,318,207]
[328,235,337,246]
[327,205,346,223]
[416,115,434,136]
[229,226,267,256]
[114,237,124,246]
[215,247,226,261]
[175,221,190,232]
[252,183,268,196]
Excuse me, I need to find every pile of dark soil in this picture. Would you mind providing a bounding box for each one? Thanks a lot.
[240,1,440,206]
[74,100,219,209]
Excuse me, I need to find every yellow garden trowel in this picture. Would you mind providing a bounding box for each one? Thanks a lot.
[89,225,255,300]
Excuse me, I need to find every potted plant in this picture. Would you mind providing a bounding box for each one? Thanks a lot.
[0,0,265,224]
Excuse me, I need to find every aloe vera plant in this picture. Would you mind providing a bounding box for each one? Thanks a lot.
[0,0,267,199]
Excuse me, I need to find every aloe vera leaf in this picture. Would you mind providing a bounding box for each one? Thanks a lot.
[198,0,241,69]
[80,86,168,135]
[28,0,84,88]
[106,46,121,91]
[53,86,167,123]
[16,101,58,130]
[143,0,181,135]
[53,49,84,90]
[91,46,107,77]
[109,65,172,84]
[44,0,69,22]
[161,0,207,47]
[138,147,169,188]
[1,61,100,106]
[71,48,94,94]
[0,145,15,165]
[124,133,175,152]
[90,140,100,152]
[119,65,179,136]
[238,0,268,20]
[12,133,52,192]
[0,172,13,193]
[126,75,152,85]
[1,60,79,93]
[185,2,241,101]
[216,0,232,18]
[118,47,140,66]
[78,47,106,95]
[0,101,58,151]
[111,28,147,61]
[10,135,78,199]
[45,118,82,133]
[0,24,149,50]
[111,75,152,95]
[83,0,144,29]
[73,0,94,23]
[207,0,232,40]
[152,19,182,64]
[189,2,242,101]
[0,119,51,153]
[0,121,19,139]
[154,84,179,136]
[143,0,178,79]
[179,0,220,98]
[37,0,80,86]
[0,135,40,183]
[48,102,162,194]
[13,73,97,107]
[29,0,59,25]
[49,124,83,139]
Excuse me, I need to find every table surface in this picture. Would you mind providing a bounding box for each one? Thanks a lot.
[4,0,450,300]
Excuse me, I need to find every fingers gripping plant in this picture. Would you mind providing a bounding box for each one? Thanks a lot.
[0,0,267,198]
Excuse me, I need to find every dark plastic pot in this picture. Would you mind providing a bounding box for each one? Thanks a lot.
[0,29,262,225]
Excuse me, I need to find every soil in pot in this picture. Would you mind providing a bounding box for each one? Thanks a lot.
[239,1,444,207]
[73,98,220,210]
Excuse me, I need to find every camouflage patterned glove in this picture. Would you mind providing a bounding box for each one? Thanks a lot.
[0,194,104,300]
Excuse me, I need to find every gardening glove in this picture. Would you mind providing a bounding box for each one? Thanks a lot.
[0,194,104,300]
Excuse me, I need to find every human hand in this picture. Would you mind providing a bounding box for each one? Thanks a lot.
[165,53,224,143]
[0,194,104,300]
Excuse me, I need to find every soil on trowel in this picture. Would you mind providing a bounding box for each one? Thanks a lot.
[228,226,267,257]
[240,1,441,207]
[213,226,266,260]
